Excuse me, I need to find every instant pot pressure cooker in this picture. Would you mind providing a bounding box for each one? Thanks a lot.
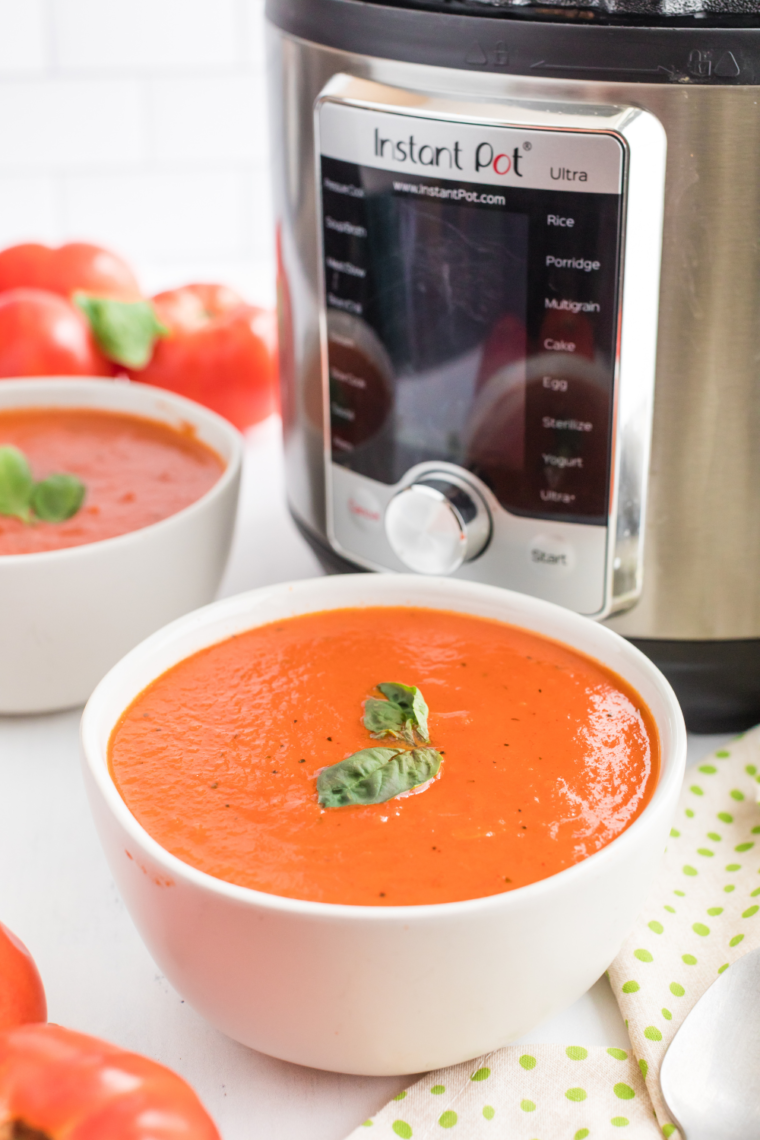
[266,0,760,732]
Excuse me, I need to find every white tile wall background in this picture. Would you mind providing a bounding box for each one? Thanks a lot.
[0,0,275,305]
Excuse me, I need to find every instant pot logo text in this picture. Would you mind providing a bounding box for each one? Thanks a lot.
[373,129,524,178]
[374,128,463,170]
[474,142,522,178]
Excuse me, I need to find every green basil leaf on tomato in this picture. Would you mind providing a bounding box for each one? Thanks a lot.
[75,293,167,369]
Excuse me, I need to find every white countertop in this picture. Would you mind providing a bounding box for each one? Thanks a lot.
[0,416,729,1140]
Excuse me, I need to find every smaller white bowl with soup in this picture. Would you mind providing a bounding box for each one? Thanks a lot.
[81,573,686,1075]
[0,377,242,713]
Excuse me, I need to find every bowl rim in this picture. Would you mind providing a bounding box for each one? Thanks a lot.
[0,376,244,565]
[81,573,687,922]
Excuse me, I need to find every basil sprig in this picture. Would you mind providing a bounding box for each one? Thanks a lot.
[364,682,430,744]
[317,746,442,808]
[0,445,86,525]
[0,446,33,522]
[75,293,168,369]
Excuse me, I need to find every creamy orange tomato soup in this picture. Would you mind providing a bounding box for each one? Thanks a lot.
[109,607,659,906]
[0,407,224,555]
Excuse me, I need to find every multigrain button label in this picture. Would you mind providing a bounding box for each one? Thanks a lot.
[544,298,600,314]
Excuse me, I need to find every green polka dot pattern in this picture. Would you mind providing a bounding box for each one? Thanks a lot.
[608,730,760,1140]
[566,1047,588,1060]
[614,1084,635,1100]
[352,1043,670,1139]
[351,734,760,1140]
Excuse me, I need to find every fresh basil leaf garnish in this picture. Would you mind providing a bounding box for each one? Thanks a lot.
[363,698,407,740]
[379,682,429,742]
[75,293,168,369]
[363,682,430,744]
[0,445,33,522]
[0,445,87,525]
[317,746,442,808]
[31,473,86,523]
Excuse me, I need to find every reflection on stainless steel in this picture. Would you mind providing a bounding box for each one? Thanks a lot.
[385,471,492,574]
[268,25,752,636]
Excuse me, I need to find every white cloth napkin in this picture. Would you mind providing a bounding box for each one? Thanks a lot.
[347,729,760,1139]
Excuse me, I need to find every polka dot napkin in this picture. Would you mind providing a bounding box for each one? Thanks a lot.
[347,730,760,1140]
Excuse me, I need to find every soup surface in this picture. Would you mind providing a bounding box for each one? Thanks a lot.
[109,607,660,906]
[0,407,224,554]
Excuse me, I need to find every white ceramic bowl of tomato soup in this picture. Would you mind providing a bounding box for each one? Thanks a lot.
[80,574,686,1075]
[0,377,242,713]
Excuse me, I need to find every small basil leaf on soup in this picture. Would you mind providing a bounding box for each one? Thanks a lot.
[0,445,34,522]
[363,697,407,740]
[317,746,442,808]
[31,473,86,523]
[364,682,430,743]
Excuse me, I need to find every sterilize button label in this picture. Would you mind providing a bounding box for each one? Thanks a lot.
[542,416,592,432]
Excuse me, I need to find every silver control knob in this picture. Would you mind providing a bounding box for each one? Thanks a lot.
[384,473,492,575]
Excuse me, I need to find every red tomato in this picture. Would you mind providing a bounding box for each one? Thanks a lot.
[0,1024,221,1140]
[0,922,46,1031]
[0,289,113,378]
[0,242,141,302]
[131,284,278,430]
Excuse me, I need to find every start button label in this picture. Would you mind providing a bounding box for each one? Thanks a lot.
[528,533,575,574]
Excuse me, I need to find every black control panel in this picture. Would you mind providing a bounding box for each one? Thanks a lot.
[322,154,623,526]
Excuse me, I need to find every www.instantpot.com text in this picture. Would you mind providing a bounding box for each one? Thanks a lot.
[392,180,506,206]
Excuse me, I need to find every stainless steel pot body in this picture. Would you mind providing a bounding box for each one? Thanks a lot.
[267,13,760,649]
